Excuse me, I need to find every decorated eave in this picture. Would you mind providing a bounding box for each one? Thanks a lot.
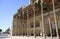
[13,0,59,20]
[13,7,22,19]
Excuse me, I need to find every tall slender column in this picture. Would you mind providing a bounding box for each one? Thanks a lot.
[13,19,16,36]
[22,7,24,36]
[18,16,20,36]
[21,8,23,36]
[48,17,52,39]
[33,3,36,38]
[19,15,21,36]
[27,10,29,37]
[41,0,45,38]
[40,21,42,36]
[15,18,17,36]
[17,17,19,36]
[12,20,14,36]
[15,16,17,36]
[20,17,21,36]
[52,0,59,39]
[16,16,18,36]
[21,13,22,36]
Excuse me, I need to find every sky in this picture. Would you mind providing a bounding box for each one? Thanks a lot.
[0,0,29,32]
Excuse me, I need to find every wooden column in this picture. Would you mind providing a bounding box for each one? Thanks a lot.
[15,18,17,36]
[22,7,24,36]
[17,17,19,36]
[13,19,16,36]
[12,20,14,36]
[48,17,52,39]
[33,3,36,38]
[17,16,20,36]
[41,0,45,38]
[21,14,22,36]
[19,15,21,36]
[40,21,42,36]
[21,9,23,36]
[20,18,21,36]
[15,16,17,36]
[27,10,29,37]
[52,0,59,39]
[16,16,18,36]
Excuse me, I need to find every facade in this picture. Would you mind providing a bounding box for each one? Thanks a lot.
[12,0,60,37]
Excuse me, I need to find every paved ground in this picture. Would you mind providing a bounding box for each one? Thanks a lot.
[0,36,58,39]
[0,34,59,39]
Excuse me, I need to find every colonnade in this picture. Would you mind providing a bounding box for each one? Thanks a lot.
[12,0,60,39]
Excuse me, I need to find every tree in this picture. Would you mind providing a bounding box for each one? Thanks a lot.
[0,29,2,33]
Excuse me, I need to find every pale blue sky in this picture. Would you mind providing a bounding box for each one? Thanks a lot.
[0,0,29,32]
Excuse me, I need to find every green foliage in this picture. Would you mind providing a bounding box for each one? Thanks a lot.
[0,29,2,33]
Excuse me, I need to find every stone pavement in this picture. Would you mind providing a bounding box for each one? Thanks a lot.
[0,36,58,39]
[0,34,59,39]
